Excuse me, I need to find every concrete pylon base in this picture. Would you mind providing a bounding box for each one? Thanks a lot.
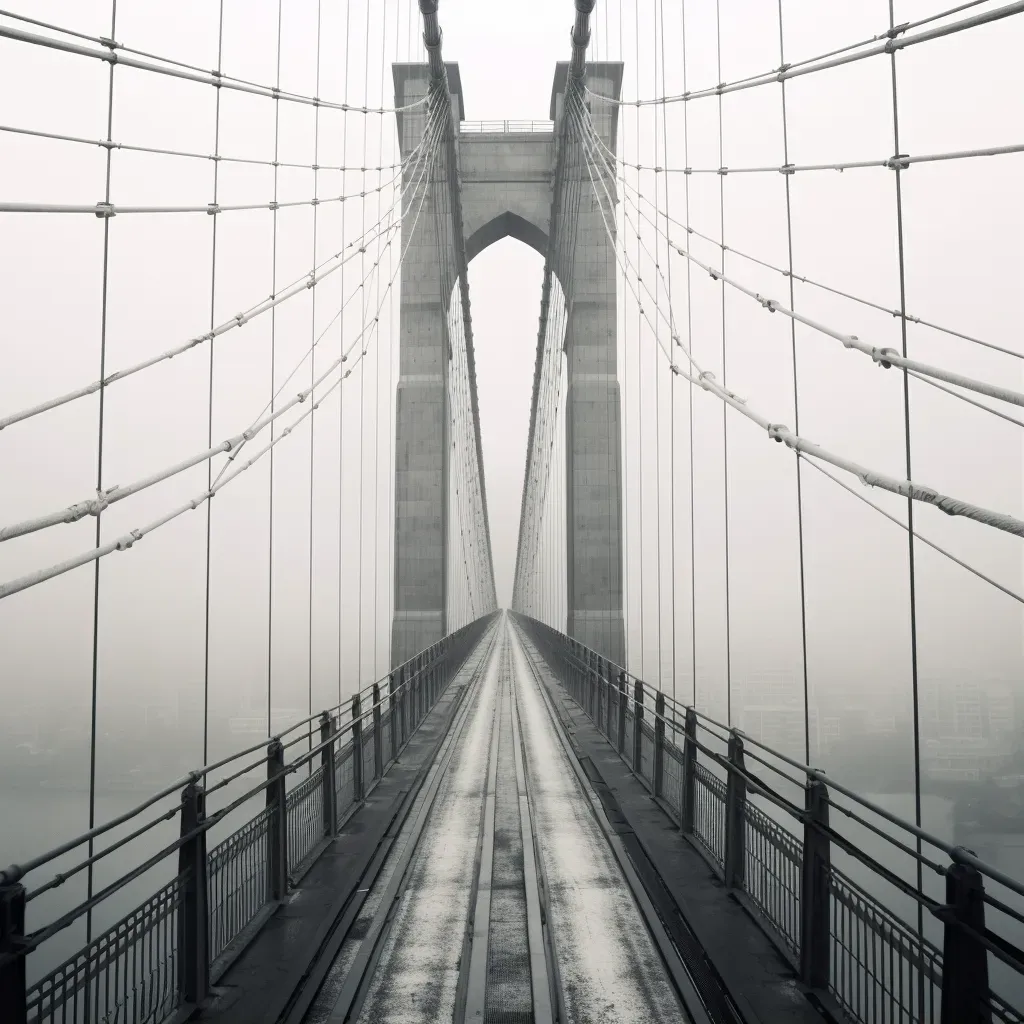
[568,611,625,669]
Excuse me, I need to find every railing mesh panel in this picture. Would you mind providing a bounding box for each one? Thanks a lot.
[27,873,185,1024]
[743,800,802,956]
[286,766,325,871]
[208,804,274,963]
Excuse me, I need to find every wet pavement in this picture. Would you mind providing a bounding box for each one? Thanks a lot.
[305,614,690,1024]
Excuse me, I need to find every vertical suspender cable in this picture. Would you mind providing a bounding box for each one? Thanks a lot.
[338,0,352,707]
[776,0,812,764]
[715,0,734,726]
[203,2,226,767]
[888,0,925,1006]
[681,0,697,708]
[356,0,371,688]
[86,0,118,954]
[652,0,664,691]
[267,0,283,737]
[634,0,645,682]
[658,0,676,716]
[373,3,386,675]
[308,0,323,765]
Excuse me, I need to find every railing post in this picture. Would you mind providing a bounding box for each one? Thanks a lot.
[604,660,613,738]
[654,693,666,798]
[799,778,830,991]
[389,670,400,761]
[681,707,697,833]
[177,781,210,1006]
[321,713,337,838]
[617,671,627,754]
[399,665,408,746]
[588,652,597,719]
[351,695,364,803]
[266,740,288,902]
[940,858,990,1024]
[0,883,27,1024]
[372,683,383,782]
[724,731,747,889]
[632,678,644,774]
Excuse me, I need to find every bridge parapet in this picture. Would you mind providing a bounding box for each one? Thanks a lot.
[513,613,1024,1024]
[0,615,495,1024]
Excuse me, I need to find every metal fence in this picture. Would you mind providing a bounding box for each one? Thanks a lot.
[0,614,495,1024]
[459,119,554,133]
[515,613,1024,1024]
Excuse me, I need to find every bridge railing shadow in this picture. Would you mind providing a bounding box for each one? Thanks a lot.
[0,613,497,1024]
[513,612,1024,1024]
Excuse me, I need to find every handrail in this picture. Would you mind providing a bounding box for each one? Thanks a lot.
[459,119,554,133]
[0,613,497,1024]
[513,612,1024,1021]
[0,628,455,886]
[522,614,1024,902]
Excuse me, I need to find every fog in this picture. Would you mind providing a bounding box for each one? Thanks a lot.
[1,0,1023,883]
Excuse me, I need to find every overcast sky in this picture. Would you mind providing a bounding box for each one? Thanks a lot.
[0,0,1021,787]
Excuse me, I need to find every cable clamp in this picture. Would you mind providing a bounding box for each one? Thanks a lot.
[874,346,897,369]
[344,369,352,379]
[305,272,316,289]
[886,153,910,170]
[767,423,789,443]
[272,87,282,100]
[310,198,320,206]
[99,36,118,49]
[718,166,728,176]
[887,21,910,38]
[683,166,692,176]
[716,81,726,96]
[116,529,143,552]
[698,370,716,385]
[362,106,369,114]
[707,268,719,281]
[757,295,777,312]
[268,201,279,211]
[780,163,795,175]
[206,203,221,215]
[670,363,682,376]
[94,202,115,218]
[211,70,222,88]
[311,164,319,171]
[312,96,320,107]
[234,312,248,327]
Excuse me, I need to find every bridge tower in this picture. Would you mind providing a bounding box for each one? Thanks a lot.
[391,60,625,667]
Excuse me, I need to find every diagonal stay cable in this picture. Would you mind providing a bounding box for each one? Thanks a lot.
[0,128,441,597]
[584,103,1023,365]
[0,117,442,545]
[586,1,1024,107]
[570,96,1024,543]
[0,17,430,115]
[0,105,444,434]
[578,104,1024,413]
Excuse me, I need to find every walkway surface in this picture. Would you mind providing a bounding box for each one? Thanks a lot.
[206,614,824,1024]
[304,614,689,1023]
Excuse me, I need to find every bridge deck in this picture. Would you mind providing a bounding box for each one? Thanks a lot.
[202,615,824,1024]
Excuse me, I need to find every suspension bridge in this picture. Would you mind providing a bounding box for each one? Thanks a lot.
[1,1,1023,1022]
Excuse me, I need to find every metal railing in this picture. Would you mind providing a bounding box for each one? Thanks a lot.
[0,614,495,1024]
[459,119,554,134]
[515,613,1024,1024]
